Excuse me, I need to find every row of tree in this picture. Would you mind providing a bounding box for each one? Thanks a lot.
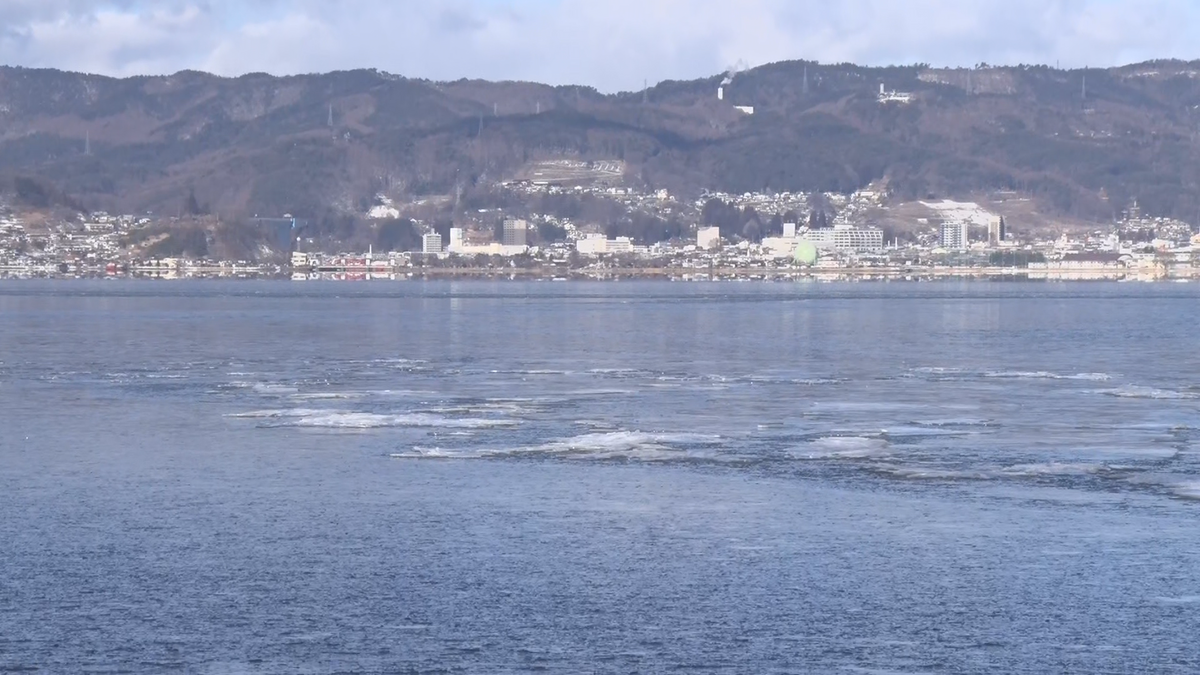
[700,198,837,243]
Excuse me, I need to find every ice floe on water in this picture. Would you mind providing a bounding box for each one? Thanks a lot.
[742,375,843,386]
[907,367,1115,382]
[392,430,730,463]
[999,463,1111,477]
[880,425,980,440]
[229,408,519,430]
[788,436,890,460]
[872,462,1120,482]
[1096,385,1199,400]
[809,401,943,413]
[909,366,968,375]
[984,371,1112,381]
[486,368,574,377]
[251,383,299,395]
[911,417,994,428]
[1124,473,1200,500]
[224,381,301,395]
[417,398,547,417]
[510,431,725,461]
[289,392,364,401]
[1171,482,1200,500]
[564,388,639,398]
[391,446,484,460]
[868,462,1200,499]
[874,466,995,481]
[573,419,620,430]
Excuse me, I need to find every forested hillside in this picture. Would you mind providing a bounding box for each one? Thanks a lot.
[4,60,1200,225]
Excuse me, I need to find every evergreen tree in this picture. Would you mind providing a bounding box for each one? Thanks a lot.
[185,189,202,216]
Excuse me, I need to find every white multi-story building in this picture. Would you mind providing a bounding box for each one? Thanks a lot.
[800,226,885,252]
[607,237,634,254]
[575,234,636,255]
[502,219,528,247]
[422,232,443,254]
[449,227,464,251]
[940,221,970,250]
[697,226,721,249]
[576,233,608,255]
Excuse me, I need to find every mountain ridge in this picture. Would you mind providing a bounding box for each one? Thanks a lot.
[4,59,1200,225]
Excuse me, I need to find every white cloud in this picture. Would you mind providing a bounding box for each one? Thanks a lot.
[0,0,1198,90]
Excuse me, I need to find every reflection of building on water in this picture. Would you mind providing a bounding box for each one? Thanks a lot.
[1025,250,1178,281]
[1028,251,1125,280]
[1027,270,1126,281]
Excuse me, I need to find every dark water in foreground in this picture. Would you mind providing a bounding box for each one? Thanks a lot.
[1,280,1199,673]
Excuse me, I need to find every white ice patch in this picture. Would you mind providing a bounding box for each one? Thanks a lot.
[228,408,327,419]
[391,447,483,459]
[300,412,517,430]
[589,368,648,376]
[789,436,889,459]
[572,419,619,430]
[1098,386,1198,400]
[881,425,977,439]
[229,408,518,430]
[811,401,938,413]
[1068,444,1179,460]
[984,371,1112,381]
[1172,481,1200,500]
[289,392,364,401]
[420,400,543,416]
[1121,473,1200,499]
[505,430,724,461]
[229,382,299,395]
[909,366,967,375]
[1000,463,1108,477]
[876,466,994,480]
[913,417,993,427]
[566,389,638,398]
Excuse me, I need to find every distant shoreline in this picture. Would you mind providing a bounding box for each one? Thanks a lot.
[0,266,1194,282]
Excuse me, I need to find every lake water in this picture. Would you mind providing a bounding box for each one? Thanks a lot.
[1,280,1198,673]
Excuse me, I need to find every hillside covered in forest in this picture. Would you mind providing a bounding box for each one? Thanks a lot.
[4,59,1200,227]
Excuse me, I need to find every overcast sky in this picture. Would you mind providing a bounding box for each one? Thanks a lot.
[0,0,1196,91]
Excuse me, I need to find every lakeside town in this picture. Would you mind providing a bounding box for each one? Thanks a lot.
[3,177,1200,282]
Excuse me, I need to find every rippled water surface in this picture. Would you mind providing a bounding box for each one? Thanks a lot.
[2,280,1199,673]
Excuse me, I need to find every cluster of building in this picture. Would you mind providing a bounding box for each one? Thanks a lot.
[5,177,1200,281]
[0,210,273,277]
[418,219,533,255]
[0,211,143,273]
